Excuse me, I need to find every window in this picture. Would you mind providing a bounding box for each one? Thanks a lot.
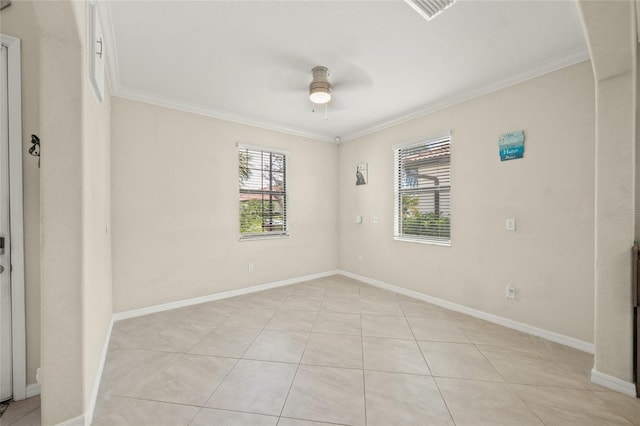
[394,136,451,245]
[238,144,288,239]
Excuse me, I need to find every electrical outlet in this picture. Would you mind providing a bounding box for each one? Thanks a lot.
[505,284,515,300]
[248,263,254,273]
[373,216,379,223]
[36,367,41,383]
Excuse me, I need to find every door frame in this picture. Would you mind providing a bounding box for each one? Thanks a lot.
[1,33,26,401]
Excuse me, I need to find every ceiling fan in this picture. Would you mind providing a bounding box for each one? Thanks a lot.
[268,59,373,115]
[309,66,332,105]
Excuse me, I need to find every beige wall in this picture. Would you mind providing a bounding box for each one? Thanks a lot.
[593,71,635,382]
[80,19,113,418]
[0,0,41,387]
[32,0,113,423]
[111,98,338,312]
[578,0,636,385]
[338,62,596,343]
[38,26,84,426]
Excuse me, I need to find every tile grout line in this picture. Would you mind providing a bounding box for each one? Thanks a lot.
[397,292,458,426]
[503,382,548,425]
[276,283,326,422]
[359,286,368,426]
[589,391,638,425]
[98,276,613,426]
[197,300,281,413]
[5,402,40,426]
[463,325,550,426]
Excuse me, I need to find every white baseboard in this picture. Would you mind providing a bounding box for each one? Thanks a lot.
[112,270,340,322]
[84,318,114,426]
[339,270,595,354]
[56,415,85,426]
[591,369,637,397]
[25,383,40,398]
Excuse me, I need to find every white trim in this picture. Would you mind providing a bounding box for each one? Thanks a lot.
[56,415,85,426]
[239,234,290,242]
[112,270,339,322]
[97,0,331,145]
[96,0,588,145]
[393,236,451,247]
[87,271,337,423]
[339,270,595,354]
[591,369,637,397]
[341,48,590,142]
[25,383,40,398]
[98,0,335,146]
[1,33,26,402]
[237,142,290,156]
[391,131,452,151]
[111,87,336,143]
[84,318,114,426]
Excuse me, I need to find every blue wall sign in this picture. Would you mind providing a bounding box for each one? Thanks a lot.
[498,130,525,161]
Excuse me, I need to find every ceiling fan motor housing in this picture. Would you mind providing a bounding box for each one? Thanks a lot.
[309,66,332,104]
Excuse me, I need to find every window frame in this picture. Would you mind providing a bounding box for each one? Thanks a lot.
[393,135,452,246]
[237,143,289,241]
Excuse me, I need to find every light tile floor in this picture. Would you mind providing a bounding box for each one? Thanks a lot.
[1,396,40,426]
[4,275,640,425]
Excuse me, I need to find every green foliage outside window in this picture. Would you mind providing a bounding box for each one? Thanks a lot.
[401,194,450,238]
[239,148,286,236]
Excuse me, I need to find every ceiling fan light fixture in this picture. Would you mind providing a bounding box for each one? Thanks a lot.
[309,87,331,104]
[309,66,332,104]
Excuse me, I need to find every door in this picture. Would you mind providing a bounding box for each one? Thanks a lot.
[0,43,12,402]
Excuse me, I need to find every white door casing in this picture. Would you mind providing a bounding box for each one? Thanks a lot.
[0,42,12,402]
[0,33,26,401]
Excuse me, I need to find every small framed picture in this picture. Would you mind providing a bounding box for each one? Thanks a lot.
[356,162,368,186]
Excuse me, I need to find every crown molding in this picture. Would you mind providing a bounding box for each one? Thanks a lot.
[97,1,334,143]
[111,86,336,143]
[340,46,590,142]
[98,1,588,146]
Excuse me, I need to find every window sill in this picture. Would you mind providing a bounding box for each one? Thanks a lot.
[239,234,290,242]
[393,236,451,247]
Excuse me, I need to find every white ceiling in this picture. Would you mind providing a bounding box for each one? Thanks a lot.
[100,0,588,142]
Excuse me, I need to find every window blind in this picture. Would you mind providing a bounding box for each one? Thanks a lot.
[238,146,287,238]
[394,137,451,244]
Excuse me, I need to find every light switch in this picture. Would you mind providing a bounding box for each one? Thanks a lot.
[355,215,363,224]
[506,218,516,231]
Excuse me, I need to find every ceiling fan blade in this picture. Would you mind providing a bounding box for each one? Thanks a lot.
[268,68,308,93]
[267,57,374,114]
[267,53,318,94]
[327,93,358,112]
[330,61,374,91]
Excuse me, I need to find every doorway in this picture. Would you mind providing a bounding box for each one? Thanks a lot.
[0,33,26,402]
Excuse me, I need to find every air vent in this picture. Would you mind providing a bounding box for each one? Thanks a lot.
[404,0,456,21]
